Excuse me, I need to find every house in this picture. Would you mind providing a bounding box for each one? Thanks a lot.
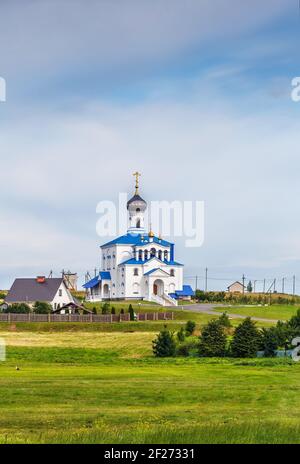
[5,276,75,310]
[52,302,92,315]
[227,281,245,294]
[83,173,195,306]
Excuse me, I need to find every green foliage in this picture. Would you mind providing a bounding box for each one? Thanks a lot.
[120,308,124,315]
[101,302,110,315]
[111,307,116,315]
[217,312,232,329]
[198,320,227,357]
[185,320,196,336]
[247,281,253,293]
[92,306,97,314]
[128,304,135,321]
[176,337,199,357]
[152,326,176,358]
[231,318,261,358]
[0,292,7,300]
[4,303,31,314]
[260,327,279,357]
[195,290,300,306]
[177,327,186,342]
[33,301,52,314]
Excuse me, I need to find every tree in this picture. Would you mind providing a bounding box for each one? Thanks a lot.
[177,327,186,342]
[153,326,176,357]
[120,308,124,315]
[111,306,116,315]
[261,327,278,357]
[198,320,227,357]
[33,301,52,314]
[101,302,110,314]
[92,306,97,314]
[185,320,196,336]
[217,312,232,329]
[4,303,30,314]
[231,318,261,358]
[128,304,135,321]
[247,281,253,293]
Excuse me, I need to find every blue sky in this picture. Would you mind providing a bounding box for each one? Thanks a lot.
[1,0,300,291]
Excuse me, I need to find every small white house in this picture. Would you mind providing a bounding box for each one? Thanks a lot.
[227,281,246,294]
[5,276,75,310]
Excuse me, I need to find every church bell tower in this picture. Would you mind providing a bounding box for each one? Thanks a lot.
[127,172,147,235]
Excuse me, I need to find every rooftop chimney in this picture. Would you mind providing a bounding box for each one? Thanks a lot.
[36,276,46,284]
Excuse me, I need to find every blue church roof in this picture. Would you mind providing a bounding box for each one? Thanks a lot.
[101,233,173,249]
[83,272,111,289]
[169,285,195,298]
[119,257,183,266]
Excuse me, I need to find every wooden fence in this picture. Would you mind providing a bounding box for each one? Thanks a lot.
[0,312,174,323]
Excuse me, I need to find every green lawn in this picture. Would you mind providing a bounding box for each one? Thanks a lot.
[0,348,300,444]
[214,304,300,321]
[0,327,300,444]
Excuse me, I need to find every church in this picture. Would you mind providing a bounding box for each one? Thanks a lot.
[83,174,194,306]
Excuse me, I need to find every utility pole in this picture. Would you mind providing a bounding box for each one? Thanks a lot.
[263,279,266,294]
[242,274,245,294]
[205,268,208,292]
[195,275,198,292]
[274,278,276,293]
[282,277,285,295]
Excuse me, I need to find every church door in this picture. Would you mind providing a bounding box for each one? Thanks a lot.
[153,284,158,295]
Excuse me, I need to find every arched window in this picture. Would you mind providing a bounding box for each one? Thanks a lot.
[158,250,162,260]
[144,250,149,260]
[138,250,143,261]
[164,250,168,261]
[133,282,140,294]
[136,219,141,228]
[150,248,156,258]
[136,208,141,212]
[134,268,139,276]
[170,269,175,277]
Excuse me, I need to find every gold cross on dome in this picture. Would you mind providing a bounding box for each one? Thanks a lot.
[133,171,141,194]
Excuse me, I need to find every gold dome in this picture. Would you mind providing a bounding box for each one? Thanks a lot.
[148,229,155,238]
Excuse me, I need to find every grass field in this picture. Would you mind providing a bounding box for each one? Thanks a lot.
[0,305,299,444]
[1,345,300,444]
[214,305,300,321]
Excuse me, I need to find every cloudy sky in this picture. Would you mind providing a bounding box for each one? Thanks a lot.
[0,0,300,291]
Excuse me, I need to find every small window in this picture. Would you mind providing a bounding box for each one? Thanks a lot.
[170,269,175,277]
[59,289,62,297]
[134,268,139,276]
[136,208,141,212]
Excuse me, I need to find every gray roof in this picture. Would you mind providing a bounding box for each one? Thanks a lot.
[5,278,64,303]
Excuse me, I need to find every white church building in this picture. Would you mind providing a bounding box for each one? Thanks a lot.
[83,174,194,306]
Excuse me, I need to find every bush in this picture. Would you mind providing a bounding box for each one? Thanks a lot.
[260,327,279,357]
[101,302,110,314]
[128,304,135,321]
[4,303,30,314]
[198,320,227,357]
[217,312,232,329]
[33,301,52,314]
[177,327,186,342]
[185,320,196,336]
[176,338,199,357]
[120,308,124,315]
[111,306,116,315]
[231,318,261,358]
[153,326,176,357]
